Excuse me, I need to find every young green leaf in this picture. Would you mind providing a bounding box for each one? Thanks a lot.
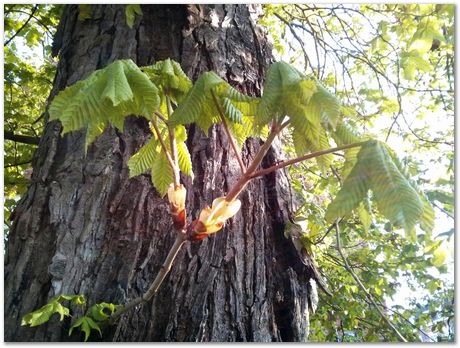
[332,122,365,178]
[88,302,119,322]
[177,142,192,176]
[169,71,257,134]
[49,59,160,150]
[313,83,341,128]
[142,59,192,104]
[125,4,143,28]
[151,151,174,197]
[69,316,102,342]
[325,142,371,222]
[21,302,70,327]
[127,138,160,178]
[368,142,424,232]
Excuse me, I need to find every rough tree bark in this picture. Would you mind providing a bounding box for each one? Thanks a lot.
[5,5,316,342]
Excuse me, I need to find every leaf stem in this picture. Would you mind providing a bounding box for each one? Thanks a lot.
[249,141,366,179]
[225,122,288,202]
[334,222,408,342]
[166,97,181,187]
[210,90,246,174]
[150,117,177,176]
[110,232,187,324]
[154,111,168,124]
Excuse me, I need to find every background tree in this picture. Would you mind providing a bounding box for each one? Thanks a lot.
[260,4,454,342]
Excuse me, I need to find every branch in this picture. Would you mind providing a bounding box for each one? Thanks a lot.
[110,232,187,324]
[6,8,54,38]
[4,131,40,145]
[210,90,246,174]
[335,222,408,342]
[4,5,38,46]
[250,142,366,179]
[225,122,287,202]
[4,159,32,169]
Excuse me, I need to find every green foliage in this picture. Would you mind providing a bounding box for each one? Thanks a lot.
[127,138,160,178]
[7,4,454,342]
[88,302,119,321]
[256,62,342,170]
[151,150,174,197]
[21,294,85,327]
[125,4,143,28]
[326,141,425,235]
[4,4,62,235]
[22,293,120,342]
[169,71,258,138]
[69,316,101,342]
[177,141,192,176]
[142,58,192,104]
[49,59,160,151]
[68,301,120,341]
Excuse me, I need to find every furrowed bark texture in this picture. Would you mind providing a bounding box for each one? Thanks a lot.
[4,5,314,342]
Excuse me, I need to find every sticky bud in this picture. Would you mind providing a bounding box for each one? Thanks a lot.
[168,184,186,212]
[196,197,241,234]
[168,184,187,229]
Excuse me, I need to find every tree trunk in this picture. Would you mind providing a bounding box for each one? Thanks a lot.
[5,4,313,342]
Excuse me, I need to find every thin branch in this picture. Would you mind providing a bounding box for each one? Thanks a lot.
[250,142,366,179]
[274,12,315,75]
[6,8,54,38]
[432,201,454,219]
[335,222,408,342]
[4,131,40,145]
[110,232,187,324]
[4,159,32,169]
[225,122,284,202]
[210,90,246,174]
[4,5,38,46]
[313,218,343,245]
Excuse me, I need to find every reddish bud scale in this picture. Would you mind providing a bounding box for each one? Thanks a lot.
[186,220,209,241]
[171,207,186,230]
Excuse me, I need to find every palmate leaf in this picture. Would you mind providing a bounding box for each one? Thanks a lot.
[127,122,192,196]
[69,316,102,342]
[325,142,372,222]
[21,302,70,327]
[368,141,424,234]
[169,71,258,134]
[326,140,426,235]
[314,83,341,128]
[142,58,192,104]
[383,143,435,234]
[49,59,160,151]
[21,294,85,328]
[227,115,263,148]
[291,125,333,172]
[256,62,318,130]
[88,302,119,322]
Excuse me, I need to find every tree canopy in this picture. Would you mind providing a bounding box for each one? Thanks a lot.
[4,4,454,342]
